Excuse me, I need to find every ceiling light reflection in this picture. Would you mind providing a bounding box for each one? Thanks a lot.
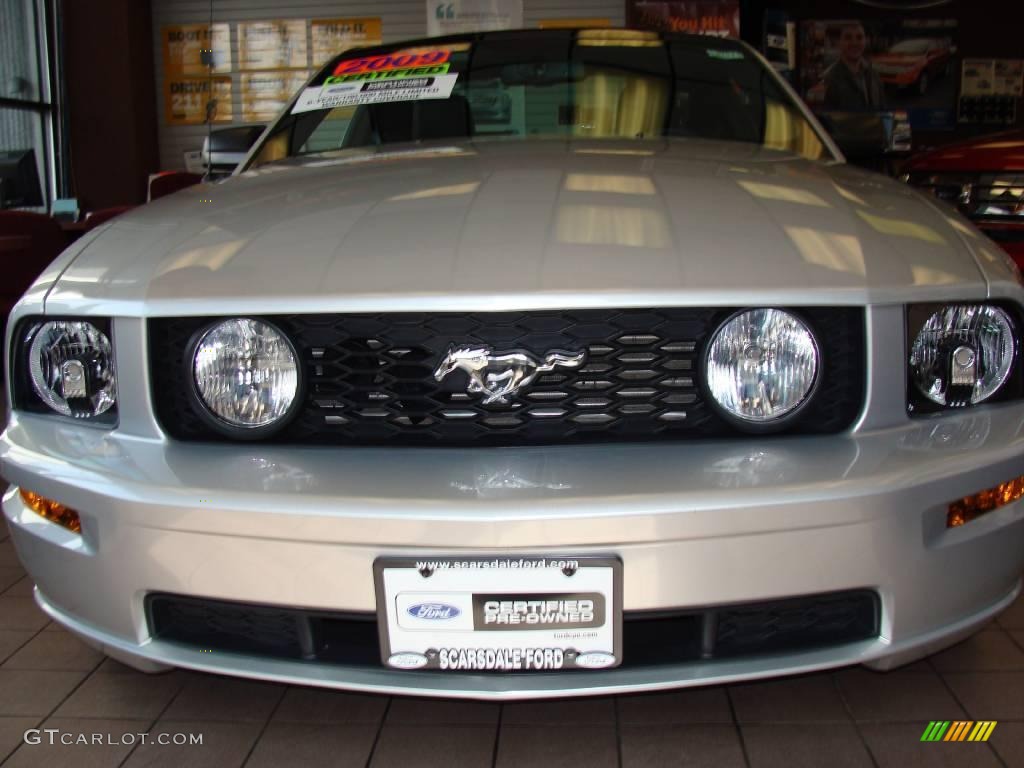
[564,174,656,195]
[739,180,830,207]
[857,211,946,244]
[389,182,480,201]
[785,227,866,276]
[556,205,671,248]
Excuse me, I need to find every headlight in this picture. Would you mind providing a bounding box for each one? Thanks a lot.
[974,175,1024,219]
[907,172,1024,219]
[910,305,1015,407]
[704,309,819,425]
[27,320,116,419]
[190,318,300,434]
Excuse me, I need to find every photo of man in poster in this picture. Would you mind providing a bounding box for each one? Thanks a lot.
[823,21,885,110]
[801,18,957,131]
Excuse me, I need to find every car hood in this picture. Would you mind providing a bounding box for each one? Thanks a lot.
[45,139,991,316]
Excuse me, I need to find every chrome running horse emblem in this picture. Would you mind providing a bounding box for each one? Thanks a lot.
[433,346,586,405]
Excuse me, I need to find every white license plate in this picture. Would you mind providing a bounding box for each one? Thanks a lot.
[373,556,622,672]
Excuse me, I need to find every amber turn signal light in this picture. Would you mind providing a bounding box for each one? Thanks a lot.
[19,489,81,534]
[948,476,1024,528]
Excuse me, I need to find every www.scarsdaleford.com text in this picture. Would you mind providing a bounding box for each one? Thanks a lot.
[415,558,579,571]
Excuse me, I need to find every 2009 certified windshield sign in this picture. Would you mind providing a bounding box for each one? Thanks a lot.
[332,50,451,77]
[292,73,458,114]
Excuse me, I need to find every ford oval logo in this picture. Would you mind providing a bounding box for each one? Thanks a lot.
[388,652,428,669]
[574,651,617,669]
[408,602,461,620]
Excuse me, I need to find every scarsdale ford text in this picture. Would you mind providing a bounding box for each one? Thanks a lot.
[437,647,565,670]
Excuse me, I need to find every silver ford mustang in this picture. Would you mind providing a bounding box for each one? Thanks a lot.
[3,29,1024,700]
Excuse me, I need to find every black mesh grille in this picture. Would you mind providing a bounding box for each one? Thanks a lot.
[148,308,865,445]
[147,590,880,670]
[714,590,882,658]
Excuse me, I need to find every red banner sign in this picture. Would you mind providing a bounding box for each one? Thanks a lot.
[627,1,740,38]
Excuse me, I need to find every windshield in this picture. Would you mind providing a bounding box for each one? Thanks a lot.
[246,29,830,169]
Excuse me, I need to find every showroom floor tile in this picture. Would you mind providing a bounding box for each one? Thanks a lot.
[0,508,1022,766]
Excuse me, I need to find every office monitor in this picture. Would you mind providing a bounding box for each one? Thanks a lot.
[0,148,44,209]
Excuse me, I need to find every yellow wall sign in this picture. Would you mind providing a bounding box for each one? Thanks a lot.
[538,18,612,29]
[312,18,383,66]
[164,77,233,126]
[241,70,311,122]
[238,19,309,71]
[162,24,231,76]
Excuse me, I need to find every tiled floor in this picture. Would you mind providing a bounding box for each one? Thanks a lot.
[1,515,1022,767]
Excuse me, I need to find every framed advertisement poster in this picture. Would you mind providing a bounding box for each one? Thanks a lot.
[241,71,311,122]
[312,18,383,66]
[800,18,957,130]
[427,0,523,36]
[238,19,309,70]
[164,77,233,125]
[162,23,230,76]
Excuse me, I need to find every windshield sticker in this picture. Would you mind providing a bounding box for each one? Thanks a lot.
[292,73,458,114]
[332,50,451,77]
[706,49,745,60]
[325,62,451,84]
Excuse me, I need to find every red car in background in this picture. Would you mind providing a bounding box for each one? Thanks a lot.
[873,38,953,96]
[902,129,1024,269]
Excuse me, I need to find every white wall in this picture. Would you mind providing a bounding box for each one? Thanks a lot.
[151,0,627,169]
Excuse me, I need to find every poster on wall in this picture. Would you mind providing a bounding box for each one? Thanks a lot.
[800,18,958,131]
[958,59,1022,125]
[995,59,1024,96]
[427,0,523,36]
[626,1,740,38]
[312,18,383,66]
[162,23,231,76]
[164,77,233,125]
[961,59,1024,97]
[238,19,309,70]
[241,71,311,122]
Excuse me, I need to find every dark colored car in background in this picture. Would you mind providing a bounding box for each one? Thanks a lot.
[902,129,1024,268]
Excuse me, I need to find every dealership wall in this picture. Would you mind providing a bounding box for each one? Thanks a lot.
[151,0,627,170]
[61,0,1024,204]
[742,0,1024,147]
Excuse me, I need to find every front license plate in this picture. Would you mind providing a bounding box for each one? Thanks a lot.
[373,556,622,672]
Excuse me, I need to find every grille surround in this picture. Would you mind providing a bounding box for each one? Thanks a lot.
[149,307,865,446]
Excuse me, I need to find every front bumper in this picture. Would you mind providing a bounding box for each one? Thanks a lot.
[2,405,1024,699]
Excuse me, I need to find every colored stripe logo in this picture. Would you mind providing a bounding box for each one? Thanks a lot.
[921,721,997,742]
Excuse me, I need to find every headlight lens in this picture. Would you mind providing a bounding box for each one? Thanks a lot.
[28,320,116,418]
[907,172,1024,219]
[910,305,1015,407]
[192,318,299,429]
[705,309,819,423]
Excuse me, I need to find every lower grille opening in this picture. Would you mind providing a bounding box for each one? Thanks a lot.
[147,589,880,670]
